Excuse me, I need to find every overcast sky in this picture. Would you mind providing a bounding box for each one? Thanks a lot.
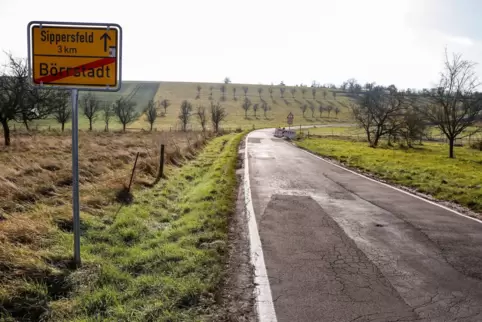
[1,0,482,89]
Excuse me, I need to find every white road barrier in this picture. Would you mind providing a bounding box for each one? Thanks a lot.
[274,128,296,139]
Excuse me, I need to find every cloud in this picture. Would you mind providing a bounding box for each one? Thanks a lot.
[446,35,474,47]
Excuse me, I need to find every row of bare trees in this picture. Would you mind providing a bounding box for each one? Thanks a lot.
[176,100,227,132]
[350,51,482,158]
[195,84,336,101]
[300,104,340,118]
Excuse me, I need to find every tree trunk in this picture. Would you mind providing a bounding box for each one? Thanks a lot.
[245,110,248,118]
[449,137,455,158]
[89,119,93,131]
[105,122,109,132]
[61,122,65,132]
[373,135,380,147]
[365,128,372,146]
[150,122,153,132]
[1,120,11,146]
[23,119,30,131]
[123,123,126,132]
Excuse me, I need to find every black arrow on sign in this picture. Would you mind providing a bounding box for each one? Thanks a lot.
[100,33,111,52]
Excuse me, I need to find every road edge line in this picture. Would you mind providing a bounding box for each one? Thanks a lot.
[296,145,482,225]
[244,133,278,322]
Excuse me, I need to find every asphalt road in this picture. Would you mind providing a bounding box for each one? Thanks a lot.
[246,129,482,322]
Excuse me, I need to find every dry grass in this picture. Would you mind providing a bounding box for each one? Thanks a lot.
[0,129,210,320]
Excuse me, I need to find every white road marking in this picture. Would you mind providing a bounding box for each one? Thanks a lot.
[298,146,482,225]
[244,133,278,322]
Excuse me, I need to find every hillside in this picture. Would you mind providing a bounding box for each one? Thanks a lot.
[21,81,357,131]
[134,81,356,131]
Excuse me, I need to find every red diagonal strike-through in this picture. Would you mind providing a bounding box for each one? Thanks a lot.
[34,57,116,84]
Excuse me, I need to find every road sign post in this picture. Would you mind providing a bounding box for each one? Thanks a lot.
[287,112,294,130]
[27,21,123,267]
[71,89,81,265]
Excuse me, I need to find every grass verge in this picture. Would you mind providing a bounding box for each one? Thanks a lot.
[296,138,482,214]
[0,131,244,321]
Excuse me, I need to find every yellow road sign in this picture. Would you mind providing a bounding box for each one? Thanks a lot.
[28,22,122,90]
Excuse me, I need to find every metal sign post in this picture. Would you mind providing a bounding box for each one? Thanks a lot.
[27,21,123,267]
[287,112,294,130]
[71,89,81,266]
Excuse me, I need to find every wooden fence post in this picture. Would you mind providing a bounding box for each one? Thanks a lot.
[158,144,165,180]
[128,152,140,192]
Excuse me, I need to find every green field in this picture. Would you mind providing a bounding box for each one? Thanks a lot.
[296,138,482,214]
[16,81,357,132]
[303,125,362,137]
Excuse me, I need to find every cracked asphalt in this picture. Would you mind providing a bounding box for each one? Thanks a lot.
[246,129,482,322]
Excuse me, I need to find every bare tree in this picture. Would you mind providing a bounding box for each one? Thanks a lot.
[346,78,358,93]
[144,99,157,131]
[81,92,100,131]
[242,86,248,99]
[160,99,170,115]
[312,87,316,100]
[334,106,340,117]
[318,104,324,117]
[224,77,231,84]
[261,102,270,118]
[290,88,297,99]
[280,87,286,99]
[209,86,214,100]
[220,84,226,101]
[258,87,263,99]
[268,86,274,99]
[323,90,327,100]
[400,108,427,147]
[416,50,482,158]
[233,87,237,100]
[178,100,193,132]
[364,82,375,91]
[326,105,333,118]
[387,84,398,94]
[242,98,251,118]
[52,91,71,132]
[351,86,405,147]
[196,84,202,99]
[253,103,259,118]
[102,102,114,132]
[300,104,308,117]
[309,104,315,118]
[114,97,139,132]
[210,101,227,132]
[0,54,54,145]
[301,87,307,99]
[196,104,207,131]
